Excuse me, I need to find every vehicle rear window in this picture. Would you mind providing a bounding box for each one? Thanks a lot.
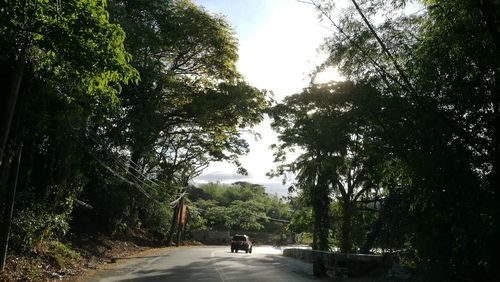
[232,235,246,241]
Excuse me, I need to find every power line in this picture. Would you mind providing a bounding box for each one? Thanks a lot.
[170,191,187,207]
[69,125,199,206]
[71,135,163,204]
[85,132,167,188]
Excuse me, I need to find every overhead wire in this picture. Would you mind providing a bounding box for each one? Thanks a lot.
[85,127,200,192]
[84,131,171,189]
[68,116,214,208]
[72,135,161,204]
[78,128,197,207]
[169,191,188,207]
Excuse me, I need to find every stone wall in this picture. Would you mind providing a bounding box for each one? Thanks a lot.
[190,230,229,244]
[190,230,280,245]
[283,248,389,278]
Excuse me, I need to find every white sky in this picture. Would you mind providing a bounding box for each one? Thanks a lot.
[193,0,341,196]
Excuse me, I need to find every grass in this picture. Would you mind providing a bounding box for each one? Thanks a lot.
[47,240,81,260]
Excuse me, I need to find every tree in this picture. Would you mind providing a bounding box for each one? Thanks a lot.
[0,0,137,270]
[75,0,270,235]
[270,81,389,252]
[189,182,290,234]
[308,0,500,279]
[287,195,313,236]
[225,200,267,231]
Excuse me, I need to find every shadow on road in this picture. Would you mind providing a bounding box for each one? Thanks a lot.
[102,255,323,282]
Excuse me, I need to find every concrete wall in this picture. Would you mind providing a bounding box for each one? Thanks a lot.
[283,248,389,278]
[191,230,229,244]
[190,230,281,245]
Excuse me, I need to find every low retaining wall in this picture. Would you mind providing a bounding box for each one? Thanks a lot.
[283,248,389,278]
[190,230,282,245]
[190,230,229,244]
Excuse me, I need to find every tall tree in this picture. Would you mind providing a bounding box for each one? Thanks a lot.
[0,0,137,269]
[75,0,270,235]
[269,81,387,252]
[107,0,268,179]
[310,0,500,279]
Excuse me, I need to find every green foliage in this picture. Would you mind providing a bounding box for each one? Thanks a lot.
[225,200,267,231]
[68,0,271,238]
[302,0,500,279]
[0,0,138,99]
[295,232,313,245]
[10,193,74,249]
[26,266,43,281]
[185,201,206,231]
[189,182,290,233]
[1,0,268,258]
[269,81,390,251]
[105,0,270,181]
[0,0,137,254]
[204,205,229,230]
[200,182,267,206]
[45,240,81,260]
[287,196,313,234]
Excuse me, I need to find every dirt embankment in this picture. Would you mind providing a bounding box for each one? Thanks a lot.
[0,235,175,281]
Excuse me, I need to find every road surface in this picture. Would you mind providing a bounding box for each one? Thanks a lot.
[84,245,328,281]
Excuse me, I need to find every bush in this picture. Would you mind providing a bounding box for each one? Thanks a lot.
[10,194,74,249]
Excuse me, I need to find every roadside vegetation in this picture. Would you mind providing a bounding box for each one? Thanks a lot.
[269,0,500,281]
[188,182,290,234]
[0,0,269,280]
[1,0,499,281]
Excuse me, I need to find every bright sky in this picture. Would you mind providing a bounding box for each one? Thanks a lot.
[193,0,340,196]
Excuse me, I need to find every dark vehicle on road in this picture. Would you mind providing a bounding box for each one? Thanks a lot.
[230,234,252,253]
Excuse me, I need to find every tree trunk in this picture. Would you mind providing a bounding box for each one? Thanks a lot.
[311,179,330,251]
[340,200,353,253]
[166,204,178,246]
[360,215,382,254]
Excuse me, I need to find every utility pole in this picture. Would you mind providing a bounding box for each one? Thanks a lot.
[167,189,181,246]
[175,196,186,246]
[0,144,23,271]
[167,188,187,246]
[167,177,189,246]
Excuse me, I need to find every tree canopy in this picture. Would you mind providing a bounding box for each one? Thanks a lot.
[0,0,270,273]
[188,182,289,233]
[269,0,500,279]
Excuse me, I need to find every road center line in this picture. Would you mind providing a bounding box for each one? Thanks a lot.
[211,250,227,282]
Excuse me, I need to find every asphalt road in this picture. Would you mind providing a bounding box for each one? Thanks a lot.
[84,245,328,282]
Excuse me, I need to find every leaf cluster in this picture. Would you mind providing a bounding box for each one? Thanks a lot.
[278,0,500,279]
[189,182,289,233]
